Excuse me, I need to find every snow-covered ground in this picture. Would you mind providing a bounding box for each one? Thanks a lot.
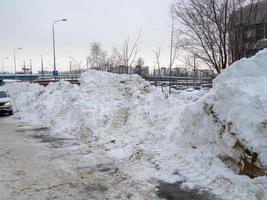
[3,49,267,200]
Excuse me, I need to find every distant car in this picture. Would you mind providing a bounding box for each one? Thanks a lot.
[194,86,201,90]
[0,91,13,115]
[185,88,195,92]
[201,84,213,91]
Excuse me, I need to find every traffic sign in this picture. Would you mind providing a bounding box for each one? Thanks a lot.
[52,70,59,76]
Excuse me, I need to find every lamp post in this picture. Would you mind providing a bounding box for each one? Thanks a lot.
[1,57,8,74]
[52,18,67,77]
[13,48,22,74]
[40,55,44,79]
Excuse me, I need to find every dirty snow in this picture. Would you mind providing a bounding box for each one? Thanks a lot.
[179,49,267,165]
[3,49,267,200]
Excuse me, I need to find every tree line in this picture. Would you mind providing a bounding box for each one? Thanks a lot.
[87,32,145,75]
[88,0,265,78]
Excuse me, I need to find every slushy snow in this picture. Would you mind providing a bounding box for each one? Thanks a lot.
[3,49,267,200]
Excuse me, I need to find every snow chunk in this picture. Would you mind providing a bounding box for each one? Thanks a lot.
[178,49,267,170]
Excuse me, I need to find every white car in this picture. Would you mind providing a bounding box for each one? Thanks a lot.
[0,91,13,115]
[185,88,195,92]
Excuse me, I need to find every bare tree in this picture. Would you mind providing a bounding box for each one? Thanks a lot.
[69,56,83,75]
[105,52,119,72]
[136,57,145,67]
[153,48,164,92]
[88,42,107,70]
[114,32,142,74]
[171,0,258,73]
[135,57,147,77]
[153,48,161,72]
[184,56,216,79]
[171,0,230,74]
[169,10,181,94]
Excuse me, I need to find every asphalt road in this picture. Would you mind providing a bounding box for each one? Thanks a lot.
[0,115,93,200]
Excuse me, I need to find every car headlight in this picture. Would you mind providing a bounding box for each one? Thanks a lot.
[5,102,10,106]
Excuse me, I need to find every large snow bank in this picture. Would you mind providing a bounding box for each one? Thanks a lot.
[4,71,196,187]
[5,81,81,136]
[5,71,188,140]
[178,49,267,175]
[4,64,267,199]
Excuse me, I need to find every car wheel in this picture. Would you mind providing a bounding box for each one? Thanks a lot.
[9,110,13,115]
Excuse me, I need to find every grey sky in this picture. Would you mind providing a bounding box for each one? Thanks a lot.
[0,0,173,73]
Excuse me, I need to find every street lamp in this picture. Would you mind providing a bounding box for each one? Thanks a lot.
[1,57,8,74]
[13,48,22,74]
[40,55,44,79]
[52,18,67,77]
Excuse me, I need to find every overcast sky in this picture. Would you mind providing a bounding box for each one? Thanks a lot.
[0,0,173,73]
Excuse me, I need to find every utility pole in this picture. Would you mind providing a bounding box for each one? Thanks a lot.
[29,59,32,74]
[69,60,72,80]
[69,61,72,73]
[40,55,44,79]
[86,57,89,69]
[23,60,26,74]
[1,57,8,74]
[153,65,157,87]
[169,9,175,95]
[13,48,22,75]
[52,18,67,79]
[193,54,196,89]
[14,53,17,74]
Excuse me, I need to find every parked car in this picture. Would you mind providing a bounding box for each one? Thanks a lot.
[201,84,213,91]
[0,90,13,115]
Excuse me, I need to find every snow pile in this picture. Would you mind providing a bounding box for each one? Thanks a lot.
[5,81,81,136]
[178,49,267,176]
[5,71,198,189]
[4,62,267,200]
[5,71,190,141]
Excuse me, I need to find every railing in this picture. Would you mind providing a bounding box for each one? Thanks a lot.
[0,73,81,81]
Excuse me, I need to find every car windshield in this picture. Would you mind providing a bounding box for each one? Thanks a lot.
[0,91,8,98]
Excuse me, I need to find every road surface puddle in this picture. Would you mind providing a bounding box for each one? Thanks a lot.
[31,134,72,143]
[156,182,220,200]
[16,126,49,133]
[30,134,76,148]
